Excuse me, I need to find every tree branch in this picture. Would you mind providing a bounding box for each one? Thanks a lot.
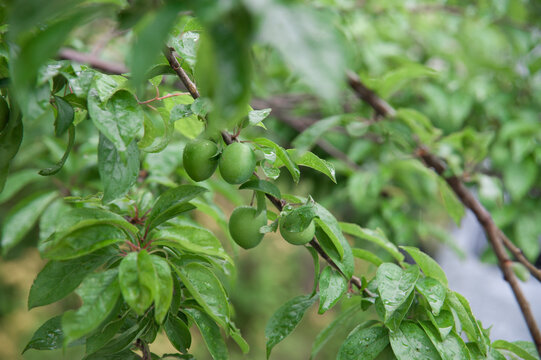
[136,339,151,360]
[346,70,396,118]
[163,47,200,99]
[347,71,541,355]
[58,48,128,74]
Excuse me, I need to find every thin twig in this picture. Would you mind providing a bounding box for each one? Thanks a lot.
[162,47,200,99]
[348,72,541,355]
[499,230,541,281]
[136,339,151,360]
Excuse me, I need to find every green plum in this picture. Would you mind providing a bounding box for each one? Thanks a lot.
[280,218,315,245]
[228,206,267,249]
[183,139,219,182]
[219,142,256,184]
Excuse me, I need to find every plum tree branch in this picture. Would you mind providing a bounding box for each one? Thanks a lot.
[347,71,541,355]
[58,48,128,74]
[164,48,365,292]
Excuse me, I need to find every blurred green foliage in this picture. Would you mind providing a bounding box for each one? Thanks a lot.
[0,0,540,359]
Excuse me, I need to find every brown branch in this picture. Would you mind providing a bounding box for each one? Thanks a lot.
[499,230,541,282]
[163,47,200,99]
[348,72,541,355]
[136,339,151,360]
[346,70,396,118]
[58,48,128,74]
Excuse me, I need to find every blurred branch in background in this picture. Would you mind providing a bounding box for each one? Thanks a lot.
[347,71,541,355]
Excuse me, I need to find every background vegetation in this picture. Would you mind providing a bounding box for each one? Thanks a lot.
[0,0,540,359]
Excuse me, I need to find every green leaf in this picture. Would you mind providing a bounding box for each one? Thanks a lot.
[230,325,250,354]
[415,277,446,316]
[184,308,228,360]
[176,262,230,328]
[170,30,199,72]
[40,221,127,260]
[119,250,157,315]
[446,291,488,354]
[419,322,470,360]
[10,10,91,118]
[339,222,404,262]
[239,179,281,200]
[151,255,173,324]
[1,190,57,255]
[88,89,143,152]
[376,263,420,325]
[318,266,347,314]
[139,109,174,153]
[315,218,344,259]
[0,104,23,193]
[85,349,141,360]
[492,340,538,360]
[396,108,440,144]
[265,294,318,359]
[376,291,415,332]
[389,321,441,360]
[195,5,253,134]
[400,246,448,287]
[292,115,343,151]
[352,248,383,266]
[254,137,300,183]
[503,160,538,201]
[87,318,147,357]
[62,268,121,345]
[314,203,354,278]
[53,95,74,136]
[288,150,336,183]
[248,108,271,127]
[85,316,125,355]
[305,246,320,297]
[255,2,346,99]
[39,125,75,176]
[281,204,317,232]
[310,304,363,359]
[40,207,138,238]
[337,325,389,360]
[92,74,128,103]
[426,309,454,340]
[436,177,465,226]
[376,64,437,98]
[28,246,115,309]
[130,2,183,88]
[164,314,191,354]
[0,169,40,203]
[467,345,506,360]
[23,315,64,353]
[154,224,232,263]
[98,132,140,203]
[146,185,207,229]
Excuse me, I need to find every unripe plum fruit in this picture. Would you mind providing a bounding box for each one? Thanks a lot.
[280,218,315,245]
[228,206,267,249]
[219,142,256,184]
[183,139,219,182]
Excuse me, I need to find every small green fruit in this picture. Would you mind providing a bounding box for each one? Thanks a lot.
[228,206,267,249]
[183,139,219,182]
[280,219,315,245]
[219,142,256,184]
